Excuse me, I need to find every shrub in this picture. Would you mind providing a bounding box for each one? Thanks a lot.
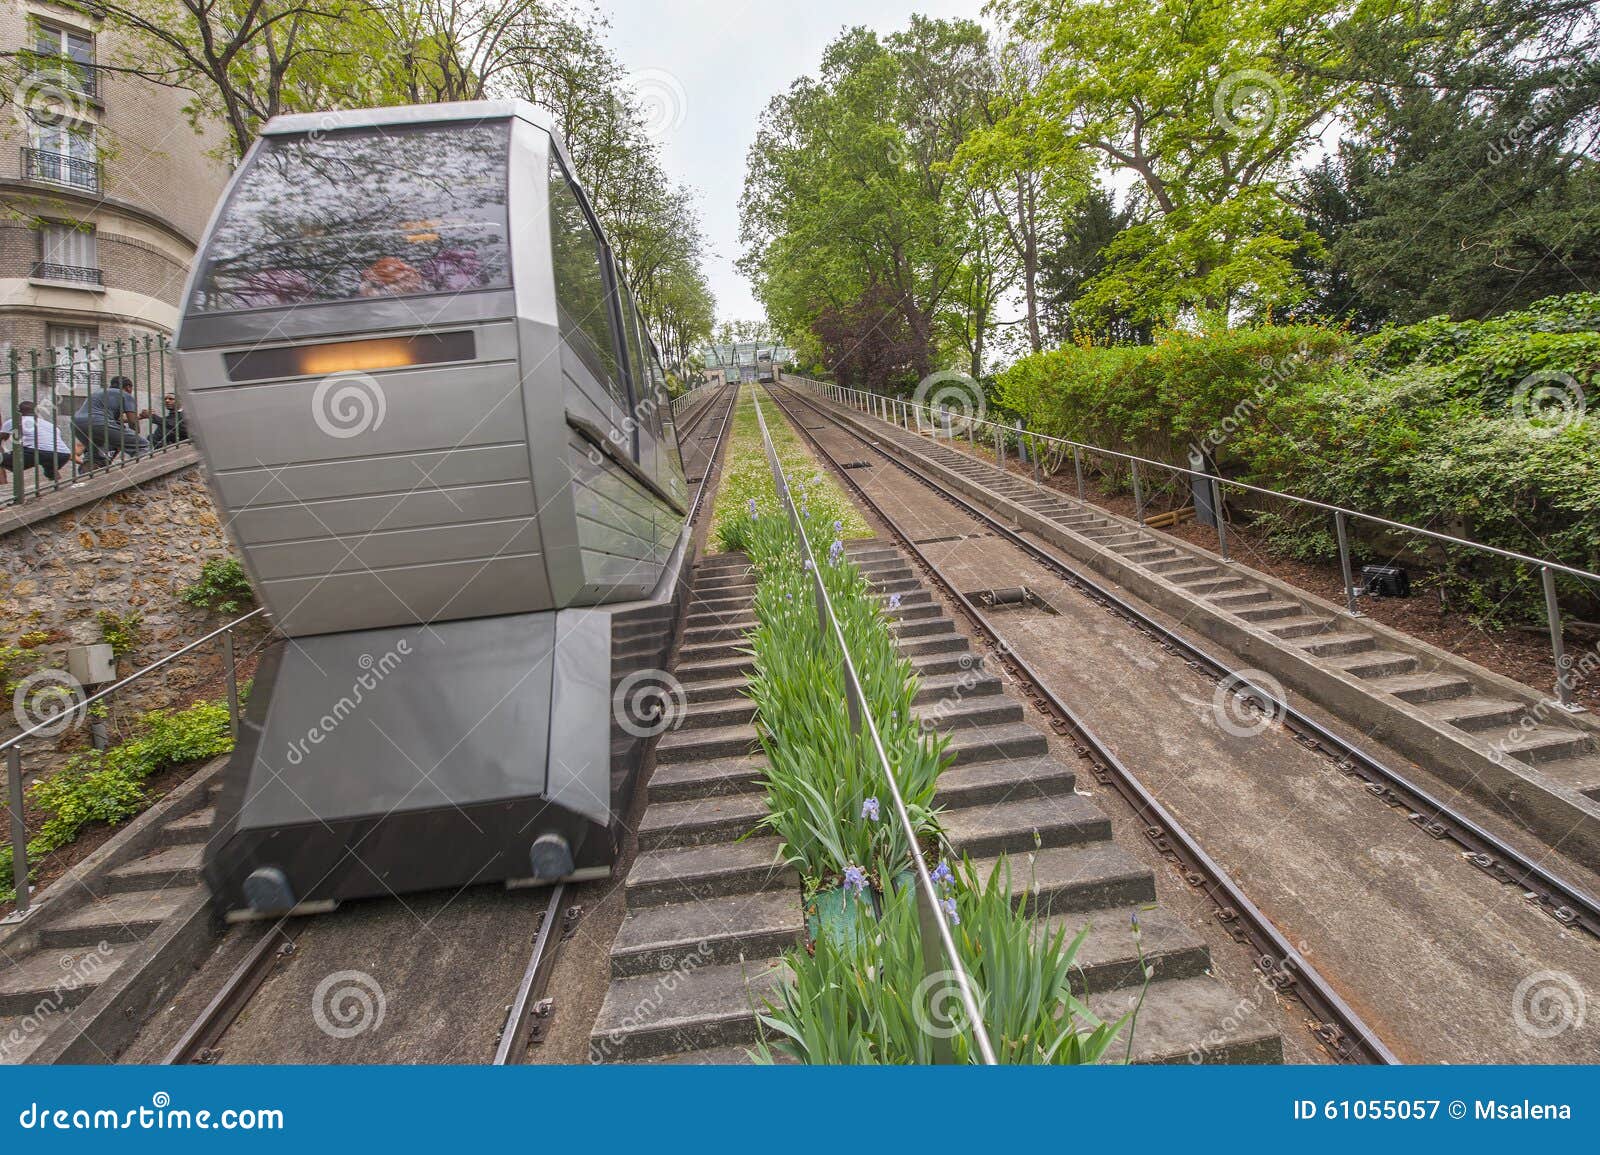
[180,557,255,615]
[97,609,144,659]
[993,294,1600,618]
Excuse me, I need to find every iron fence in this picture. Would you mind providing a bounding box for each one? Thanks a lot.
[789,374,1600,714]
[3,335,188,510]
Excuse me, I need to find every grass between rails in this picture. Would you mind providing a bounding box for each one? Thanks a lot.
[707,384,870,554]
[725,388,1146,1064]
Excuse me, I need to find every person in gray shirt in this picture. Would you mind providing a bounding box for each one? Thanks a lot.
[74,375,151,466]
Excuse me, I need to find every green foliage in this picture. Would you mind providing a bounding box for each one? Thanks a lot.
[96,610,144,660]
[0,699,234,903]
[0,645,37,696]
[180,557,256,615]
[996,297,1600,616]
[756,858,1140,1065]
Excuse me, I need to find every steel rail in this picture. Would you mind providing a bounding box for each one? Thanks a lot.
[768,382,1400,1064]
[782,382,1600,941]
[162,921,302,1064]
[749,388,998,1065]
[493,883,569,1064]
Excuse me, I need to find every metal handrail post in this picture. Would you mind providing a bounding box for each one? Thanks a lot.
[1543,567,1582,711]
[1131,460,1144,525]
[1030,434,1040,485]
[1335,511,1362,617]
[1073,447,1085,501]
[1212,477,1229,561]
[223,628,241,739]
[6,748,27,918]
[995,426,1005,470]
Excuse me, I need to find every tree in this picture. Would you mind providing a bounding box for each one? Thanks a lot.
[994,0,1353,327]
[741,18,995,386]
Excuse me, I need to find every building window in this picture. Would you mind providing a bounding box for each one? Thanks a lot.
[45,324,101,395]
[29,20,97,99]
[24,116,100,192]
[35,220,102,285]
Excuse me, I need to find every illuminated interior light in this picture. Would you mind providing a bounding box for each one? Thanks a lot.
[225,331,477,382]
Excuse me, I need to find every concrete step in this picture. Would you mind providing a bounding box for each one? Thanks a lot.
[1298,633,1377,658]
[102,844,204,894]
[943,720,1049,766]
[1425,696,1529,733]
[1500,726,1593,766]
[977,842,1155,916]
[1046,905,1212,996]
[0,942,139,1016]
[1210,589,1274,610]
[942,793,1112,857]
[1330,649,1419,679]
[676,621,964,665]
[40,887,196,947]
[610,891,802,978]
[656,721,760,764]
[1088,975,1283,1064]
[649,756,765,803]
[1234,600,1306,623]
[589,958,788,1062]
[1185,576,1250,595]
[636,793,768,851]
[935,756,1077,808]
[684,601,942,642]
[683,675,754,707]
[1370,671,1475,704]
[160,808,216,846]
[625,838,797,907]
[1263,615,1338,640]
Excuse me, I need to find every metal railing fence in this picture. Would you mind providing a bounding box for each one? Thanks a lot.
[749,387,997,1064]
[2,609,263,923]
[4,336,186,511]
[786,374,1598,713]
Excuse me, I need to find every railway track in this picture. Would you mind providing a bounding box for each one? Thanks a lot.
[770,381,1600,1062]
[162,383,740,1067]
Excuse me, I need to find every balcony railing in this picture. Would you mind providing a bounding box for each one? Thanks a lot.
[18,52,100,101]
[30,260,102,286]
[21,147,101,193]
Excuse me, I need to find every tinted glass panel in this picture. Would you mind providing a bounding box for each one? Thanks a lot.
[192,122,511,313]
[549,157,628,407]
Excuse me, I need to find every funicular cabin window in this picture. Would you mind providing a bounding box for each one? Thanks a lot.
[549,157,629,411]
[191,121,512,313]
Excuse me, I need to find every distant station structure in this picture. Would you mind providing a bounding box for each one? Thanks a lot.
[697,340,791,386]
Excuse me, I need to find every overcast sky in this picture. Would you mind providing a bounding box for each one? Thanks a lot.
[601,0,991,326]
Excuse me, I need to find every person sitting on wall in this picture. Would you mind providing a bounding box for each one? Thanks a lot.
[73,375,152,466]
[1,400,79,480]
[148,392,188,449]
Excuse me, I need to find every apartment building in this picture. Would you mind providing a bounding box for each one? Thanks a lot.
[0,0,229,360]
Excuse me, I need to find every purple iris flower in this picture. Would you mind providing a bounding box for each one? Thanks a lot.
[888,593,902,611]
[829,539,844,565]
[860,797,880,822]
[930,860,954,889]
[842,865,868,897]
[747,498,758,517]
[940,896,960,925]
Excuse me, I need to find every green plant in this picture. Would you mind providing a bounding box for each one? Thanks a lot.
[0,645,36,696]
[0,698,234,904]
[96,609,144,660]
[17,630,52,649]
[756,858,1141,1065]
[180,557,255,615]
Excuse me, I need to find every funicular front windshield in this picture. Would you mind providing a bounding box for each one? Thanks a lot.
[191,121,512,313]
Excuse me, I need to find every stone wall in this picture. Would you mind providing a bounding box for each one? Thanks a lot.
[1,460,256,753]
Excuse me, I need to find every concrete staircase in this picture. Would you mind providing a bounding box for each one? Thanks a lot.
[589,540,1283,1064]
[813,391,1600,839]
[0,770,220,1065]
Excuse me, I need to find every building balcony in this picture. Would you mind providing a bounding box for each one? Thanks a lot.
[30,260,103,286]
[20,147,101,194]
